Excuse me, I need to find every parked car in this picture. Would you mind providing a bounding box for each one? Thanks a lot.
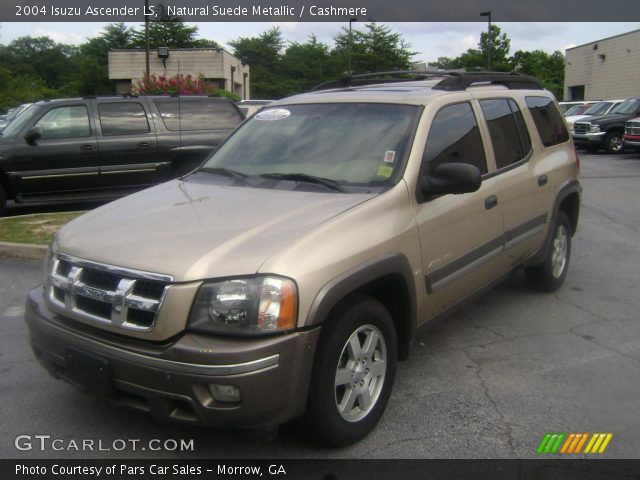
[565,99,625,132]
[572,97,640,153]
[559,100,594,113]
[0,95,244,214]
[563,102,596,117]
[623,116,640,149]
[237,99,275,118]
[0,103,32,133]
[26,72,580,446]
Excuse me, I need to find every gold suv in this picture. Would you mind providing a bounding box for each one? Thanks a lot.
[25,72,581,446]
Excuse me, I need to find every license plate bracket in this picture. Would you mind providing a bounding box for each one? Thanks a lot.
[64,348,113,395]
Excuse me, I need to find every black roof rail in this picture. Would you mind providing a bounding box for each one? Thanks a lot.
[309,70,544,92]
[309,70,443,92]
[432,72,544,91]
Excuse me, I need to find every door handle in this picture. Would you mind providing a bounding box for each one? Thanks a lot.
[138,141,151,148]
[485,195,498,210]
[80,144,95,151]
[538,175,548,187]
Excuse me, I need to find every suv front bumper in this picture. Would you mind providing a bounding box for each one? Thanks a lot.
[623,134,640,148]
[572,131,606,148]
[25,287,320,428]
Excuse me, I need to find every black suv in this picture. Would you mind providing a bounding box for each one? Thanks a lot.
[572,98,640,154]
[0,95,244,214]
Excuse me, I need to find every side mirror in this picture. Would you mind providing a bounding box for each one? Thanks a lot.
[24,127,42,145]
[421,162,482,196]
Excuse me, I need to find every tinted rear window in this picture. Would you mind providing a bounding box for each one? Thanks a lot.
[525,96,570,147]
[154,98,243,131]
[98,102,150,136]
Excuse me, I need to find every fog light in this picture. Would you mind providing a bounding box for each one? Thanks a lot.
[209,384,242,403]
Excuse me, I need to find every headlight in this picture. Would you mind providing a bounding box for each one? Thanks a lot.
[188,276,297,336]
[589,124,601,133]
[41,236,58,287]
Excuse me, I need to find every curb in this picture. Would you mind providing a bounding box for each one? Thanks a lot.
[0,241,47,261]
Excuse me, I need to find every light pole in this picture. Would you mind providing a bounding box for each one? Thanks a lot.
[480,11,491,71]
[144,0,150,77]
[348,17,357,76]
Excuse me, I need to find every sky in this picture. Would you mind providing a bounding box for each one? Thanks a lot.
[1,22,639,62]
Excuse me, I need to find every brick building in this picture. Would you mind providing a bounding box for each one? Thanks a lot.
[564,29,640,101]
[108,48,251,99]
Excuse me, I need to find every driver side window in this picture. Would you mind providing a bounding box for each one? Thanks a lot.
[422,102,487,176]
[34,106,91,140]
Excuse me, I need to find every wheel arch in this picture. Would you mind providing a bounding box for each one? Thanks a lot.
[0,168,13,199]
[305,253,417,361]
[525,179,581,267]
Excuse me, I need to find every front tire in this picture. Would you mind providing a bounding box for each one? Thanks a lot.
[525,211,571,292]
[304,295,397,446]
[604,131,624,154]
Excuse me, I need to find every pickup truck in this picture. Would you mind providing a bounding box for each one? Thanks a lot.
[572,98,640,154]
[0,95,244,214]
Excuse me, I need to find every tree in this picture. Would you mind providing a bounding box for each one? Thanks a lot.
[479,25,511,71]
[511,50,565,99]
[131,7,200,48]
[332,23,415,75]
[229,27,286,98]
[281,35,338,94]
[429,25,511,72]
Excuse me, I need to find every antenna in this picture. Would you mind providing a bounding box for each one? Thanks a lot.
[177,60,182,160]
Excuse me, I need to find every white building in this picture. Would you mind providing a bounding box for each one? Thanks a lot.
[108,48,251,99]
[564,29,640,101]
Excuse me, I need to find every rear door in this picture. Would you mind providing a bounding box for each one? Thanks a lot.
[476,96,552,266]
[152,97,244,178]
[94,99,161,190]
[11,102,99,197]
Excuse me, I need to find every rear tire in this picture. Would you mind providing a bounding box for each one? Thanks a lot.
[304,295,397,446]
[604,131,624,154]
[525,211,571,292]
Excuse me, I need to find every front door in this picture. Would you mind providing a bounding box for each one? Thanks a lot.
[12,103,99,197]
[413,101,507,322]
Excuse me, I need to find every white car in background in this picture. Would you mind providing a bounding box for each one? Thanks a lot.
[566,100,625,132]
[237,99,275,118]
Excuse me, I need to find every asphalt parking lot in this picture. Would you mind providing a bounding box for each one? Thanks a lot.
[1,151,639,459]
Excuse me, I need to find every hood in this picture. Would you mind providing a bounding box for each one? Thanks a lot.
[57,177,376,282]
[580,113,632,125]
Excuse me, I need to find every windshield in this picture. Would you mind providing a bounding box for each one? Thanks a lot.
[584,101,614,116]
[1,104,38,138]
[200,103,420,189]
[564,104,583,116]
[611,99,640,115]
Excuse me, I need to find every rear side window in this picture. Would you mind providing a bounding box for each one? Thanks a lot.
[479,98,531,169]
[525,96,570,147]
[154,98,243,131]
[423,102,487,175]
[98,102,150,136]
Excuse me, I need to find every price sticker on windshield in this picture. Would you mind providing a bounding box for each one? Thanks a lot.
[383,151,396,163]
[254,109,291,121]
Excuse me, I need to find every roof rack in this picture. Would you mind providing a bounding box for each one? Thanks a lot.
[309,70,436,92]
[309,70,544,92]
[432,72,544,91]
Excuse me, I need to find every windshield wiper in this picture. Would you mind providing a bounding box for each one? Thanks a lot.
[260,173,346,193]
[199,167,252,186]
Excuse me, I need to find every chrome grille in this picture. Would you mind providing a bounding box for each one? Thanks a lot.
[47,253,172,331]
[573,122,590,135]
[625,121,640,136]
